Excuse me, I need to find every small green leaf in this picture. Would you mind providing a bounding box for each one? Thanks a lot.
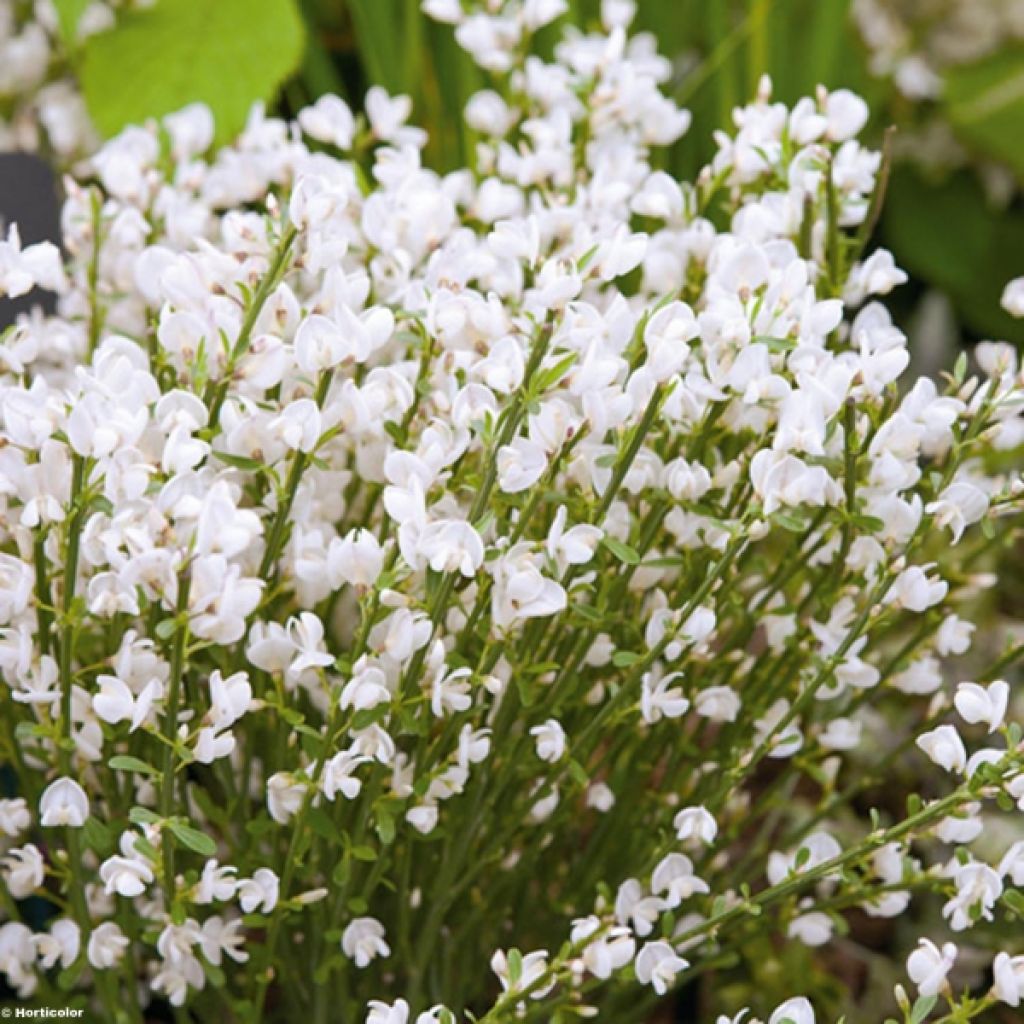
[752,334,796,352]
[953,350,968,384]
[507,948,523,984]
[108,755,160,776]
[133,836,160,863]
[602,536,640,565]
[567,759,589,788]
[1002,888,1024,917]
[611,651,641,668]
[168,821,217,857]
[773,510,809,532]
[515,674,538,707]
[214,451,267,472]
[909,994,937,1024]
[129,806,161,826]
[534,351,577,392]
[307,808,338,842]
[154,618,178,640]
[82,816,114,856]
[376,809,396,846]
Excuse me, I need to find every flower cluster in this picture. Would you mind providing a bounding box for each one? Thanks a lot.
[0,1,1022,1022]
[853,0,1024,100]
[0,0,152,161]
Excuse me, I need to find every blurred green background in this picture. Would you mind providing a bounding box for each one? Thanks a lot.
[36,0,1024,350]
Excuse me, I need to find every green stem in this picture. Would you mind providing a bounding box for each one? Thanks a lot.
[159,569,193,908]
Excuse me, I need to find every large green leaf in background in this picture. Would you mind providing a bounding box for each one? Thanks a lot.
[883,168,1024,344]
[946,46,1024,179]
[78,0,305,145]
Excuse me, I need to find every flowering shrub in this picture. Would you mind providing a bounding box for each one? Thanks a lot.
[1,3,1023,1023]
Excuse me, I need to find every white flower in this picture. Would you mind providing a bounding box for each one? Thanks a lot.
[406,803,440,835]
[694,686,741,722]
[943,862,1002,931]
[39,778,90,828]
[885,565,948,612]
[490,948,554,999]
[614,878,666,937]
[529,719,566,762]
[916,725,967,774]
[200,916,249,965]
[430,661,473,718]
[787,911,832,947]
[195,860,238,904]
[490,546,566,627]
[294,308,394,371]
[194,726,235,764]
[569,916,635,979]
[286,612,335,681]
[34,918,80,970]
[1001,276,1024,317]
[93,672,162,731]
[267,773,306,824]
[341,917,390,967]
[546,506,602,568]
[754,699,804,759]
[497,436,548,493]
[270,399,322,453]
[906,939,956,996]
[0,798,31,838]
[926,482,988,543]
[665,458,712,501]
[750,450,839,514]
[936,614,974,656]
[328,529,385,589]
[418,519,485,576]
[99,853,154,898]
[152,953,205,1006]
[209,669,252,729]
[993,952,1024,1007]
[341,660,392,712]
[322,750,368,801]
[954,680,1009,733]
[999,841,1024,885]
[1,845,45,899]
[635,941,688,994]
[824,89,868,141]
[673,806,718,846]
[237,868,280,914]
[651,852,709,907]
[844,249,907,304]
[0,224,66,298]
[158,921,200,969]
[0,921,35,997]
[766,833,842,886]
[769,996,815,1024]
[298,95,356,149]
[366,1000,410,1024]
[87,922,130,970]
[640,671,689,724]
